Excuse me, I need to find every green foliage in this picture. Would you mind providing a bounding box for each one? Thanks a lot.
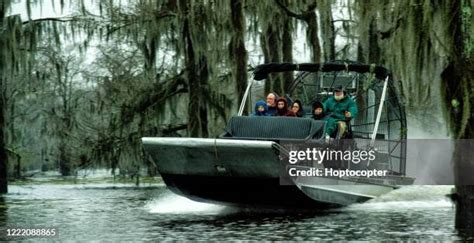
[6,0,465,179]
[461,3,473,58]
[452,99,460,108]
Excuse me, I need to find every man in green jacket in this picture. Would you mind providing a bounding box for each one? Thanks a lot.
[323,85,358,138]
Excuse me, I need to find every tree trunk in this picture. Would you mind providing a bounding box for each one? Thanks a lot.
[198,55,209,138]
[59,75,73,176]
[356,42,365,63]
[260,33,272,95]
[0,5,8,193]
[0,77,7,193]
[305,11,321,63]
[274,1,320,64]
[267,24,283,95]
[59,144,71,176]
[320,1,335,62]
[356,0,381,64]
[367,18,381,64]
[142,38,157,81]
[447,0,474,234]
[282,2,293,93]
[230,0,248,114]
[15,155,21,179]
[180,0,201,137]
[180,0,208,137]
[135,165,140,186]
[259,10,284,96]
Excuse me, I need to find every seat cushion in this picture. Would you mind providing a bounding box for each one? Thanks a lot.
[223,116,325,140]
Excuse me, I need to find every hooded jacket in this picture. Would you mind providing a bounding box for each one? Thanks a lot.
[312,101,325,120]
[275,97,296,117]
[252,100,269,116]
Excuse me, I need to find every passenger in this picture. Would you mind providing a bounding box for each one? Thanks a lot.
[312,101,325,120]
[291,99,304,117]
[252,100,269,116]
[275,97,296,117]
[266,92,279,116]
[323,85,358,138]
[313,100,337,137]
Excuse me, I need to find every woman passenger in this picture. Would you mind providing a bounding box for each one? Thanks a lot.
[275,97,296,117]
[291,99,304,117]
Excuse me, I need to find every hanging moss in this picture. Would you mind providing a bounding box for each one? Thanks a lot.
[0,0,343,179]
[354,0,457,138]
[319,0,336,62]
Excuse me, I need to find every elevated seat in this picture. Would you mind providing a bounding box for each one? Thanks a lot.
[221,116,326,140]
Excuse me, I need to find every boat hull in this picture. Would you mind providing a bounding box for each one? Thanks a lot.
[143,137,338,208]
[294,175,394,206]
[142,137,410,208]
[142,137,282,178]
[161,173,339,208]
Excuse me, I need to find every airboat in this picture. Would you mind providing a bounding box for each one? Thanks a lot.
[142,61,414,208]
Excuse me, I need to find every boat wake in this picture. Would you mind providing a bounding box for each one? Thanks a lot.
[145,192,227,215]
[344,185,454,211]
[145,186,454,215]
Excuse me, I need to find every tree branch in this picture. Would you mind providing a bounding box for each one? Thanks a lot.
[107,11,176,36]
[22,17,77,25]
[274,0,305,20]
[162,124,187,135]
[332,19,357,24]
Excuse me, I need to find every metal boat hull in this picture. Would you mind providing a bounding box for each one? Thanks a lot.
[143,137,338,208]
[142,137,408,208]
[160,173,338,208]
[294,175,394,206]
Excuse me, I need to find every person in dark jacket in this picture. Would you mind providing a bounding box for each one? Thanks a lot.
[312,101,325,120]
[275,97,296,117]
[313,100,337,137]
[252,100,269,116]
[266,92,279,116]
[291,99,304,117]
